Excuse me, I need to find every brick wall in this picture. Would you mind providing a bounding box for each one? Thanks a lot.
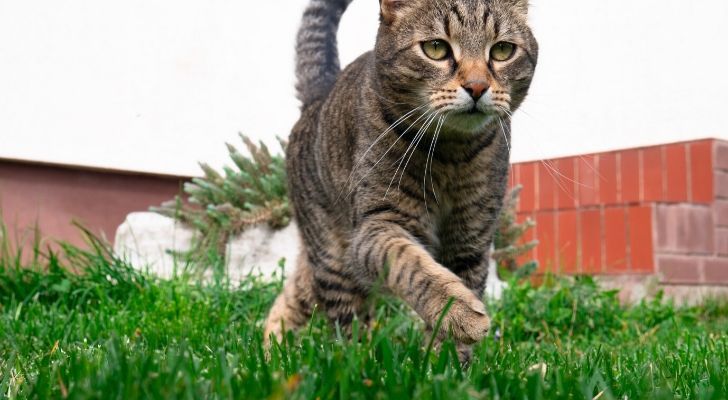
[512,139,728,286]
[0,159,187,249]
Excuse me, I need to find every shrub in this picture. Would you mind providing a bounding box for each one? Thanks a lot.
[492,185,538,278]
[152,135,290,256]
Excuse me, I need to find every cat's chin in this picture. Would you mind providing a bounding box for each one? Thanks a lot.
[441,111,497,136]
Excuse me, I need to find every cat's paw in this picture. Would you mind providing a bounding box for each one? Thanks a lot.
[439,284,491,344]
[455,342,473,365]
[263,321,284,349]
[423,332,474,365]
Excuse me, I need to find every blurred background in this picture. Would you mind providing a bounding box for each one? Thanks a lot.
[1,0,727,288]
[2,0,727,175]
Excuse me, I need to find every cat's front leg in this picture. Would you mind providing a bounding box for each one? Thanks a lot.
[351,217,490,345]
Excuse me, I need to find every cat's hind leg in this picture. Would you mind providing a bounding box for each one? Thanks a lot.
[263,254,316,347]
[308,245,372,334]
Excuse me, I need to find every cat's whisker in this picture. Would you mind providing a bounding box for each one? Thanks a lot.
[576,155,605,182]
[491,100,511,109]
[382,110,436,199]
[430,112,450,204]
[397,111,439,196]
[496,115,511,155]
[423,116,441,204]
[340,103,430,200]
[494,106,584,196]
[433,103,459,113]
[388,110,437,169]
[426,114,446,206]
[496,103,598,190]
[495,105,515,120]
[385,111,438,199]
[346,109,433,200]
[387,111,437,192]
[539,159,572,197]
[350,102,428,174]
[371,91,421,106]
[494,109,519,190]
[422,114,445,219]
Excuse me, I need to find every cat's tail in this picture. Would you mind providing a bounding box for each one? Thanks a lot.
[295,0,353,107]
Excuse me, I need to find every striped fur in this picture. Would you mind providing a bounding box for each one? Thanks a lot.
[265,0,538,360]
[295,0,354,105]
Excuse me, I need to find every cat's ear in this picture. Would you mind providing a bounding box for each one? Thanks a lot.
[508,0,530,16]
[379,0,408,24]
[495,0,529,16]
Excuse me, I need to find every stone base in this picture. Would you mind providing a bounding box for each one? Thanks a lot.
[114,212,299,280]
[114,212,507,298]
[598,274,728,305]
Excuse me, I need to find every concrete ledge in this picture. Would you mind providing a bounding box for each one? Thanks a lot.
[599,275,728,305]
[113,212,507,298]
[114,212,298,280]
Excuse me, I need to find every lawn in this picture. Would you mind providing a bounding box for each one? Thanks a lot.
[1,233,727,399]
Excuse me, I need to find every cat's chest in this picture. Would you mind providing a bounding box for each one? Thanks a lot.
[426,166,468,241]
[430,196,453,244]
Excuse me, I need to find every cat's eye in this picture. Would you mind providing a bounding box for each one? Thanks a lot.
[490,42,516,62]
[421,40,451,61]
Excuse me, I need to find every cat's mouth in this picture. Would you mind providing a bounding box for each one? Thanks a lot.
[441,105,500,135]
[466,105,483,115]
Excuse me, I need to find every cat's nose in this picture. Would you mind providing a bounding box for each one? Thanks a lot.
[463,81,489,101]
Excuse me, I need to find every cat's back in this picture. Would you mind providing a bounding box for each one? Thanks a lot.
[291,50,373,138]
[286,51,375,227]
[289,50,374,178]
[327,51,374,102]
[317,50,374,135]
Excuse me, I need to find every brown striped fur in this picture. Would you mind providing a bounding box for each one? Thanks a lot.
[264,0,538,360]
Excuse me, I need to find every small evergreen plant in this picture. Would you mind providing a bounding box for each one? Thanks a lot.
[155,141,536,275]
[152,134,290,256]
[492,185,538,278]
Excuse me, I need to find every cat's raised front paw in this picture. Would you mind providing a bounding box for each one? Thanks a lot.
[439,285,491,344]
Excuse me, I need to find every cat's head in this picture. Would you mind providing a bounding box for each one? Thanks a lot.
[374,0,538,135]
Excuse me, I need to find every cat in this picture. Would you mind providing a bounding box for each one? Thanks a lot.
[264,0,537,360]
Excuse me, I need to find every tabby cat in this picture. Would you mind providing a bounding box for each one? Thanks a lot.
[264,0,537,358]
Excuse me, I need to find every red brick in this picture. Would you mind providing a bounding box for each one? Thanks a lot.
[629,206,655,273]
[535,212,557,273]
[716,141,728,170]
[556,158,577,210]
[599,152,619,205]
[621,150,640,203]
[657,256,702,284]
[604,207,628,273]
[704,258,728,284]
[690,141,714,203]
[578,156,599,207]
[716,171,728,200]
[538,163,557,211]
[518,163,537,212]
[665,144,689,202]
[557,210,579,273]
[716,201,728,227]
[655,205,714,255]
[580,209,603,274]
[717,229,728,257]
[642,146,664,202]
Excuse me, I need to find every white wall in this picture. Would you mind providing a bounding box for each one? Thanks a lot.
[1,0,727,176]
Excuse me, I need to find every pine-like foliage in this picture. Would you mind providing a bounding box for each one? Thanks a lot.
[154,139,536,274]
[152,134,290,255]
[492,185,538,278]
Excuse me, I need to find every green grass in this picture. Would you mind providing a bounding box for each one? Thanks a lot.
[1,231,727,399]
